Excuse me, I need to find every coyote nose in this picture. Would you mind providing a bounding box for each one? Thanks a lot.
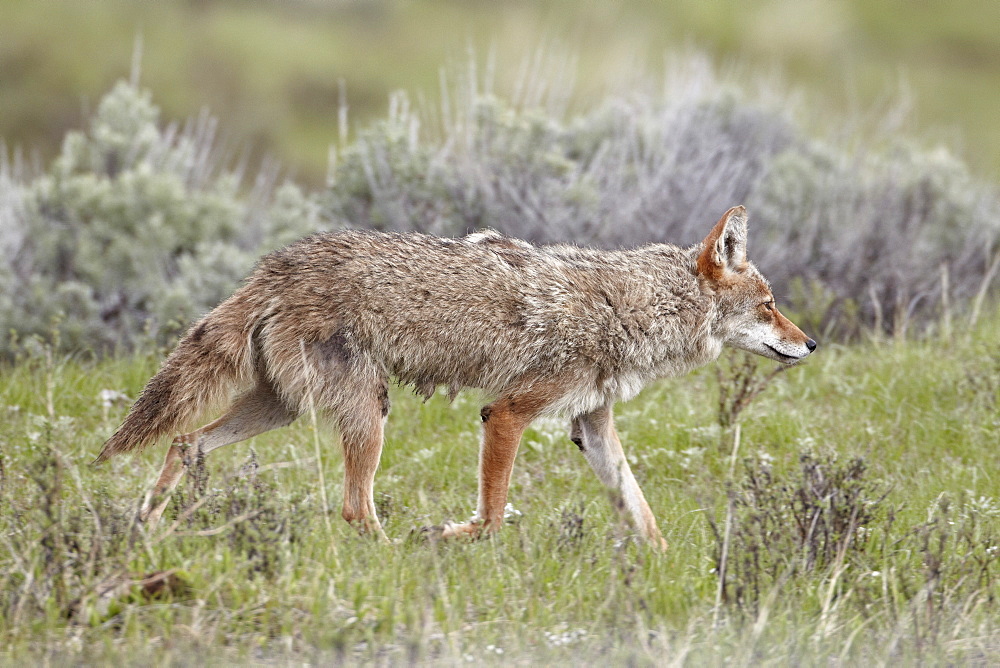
[805,338,817,352]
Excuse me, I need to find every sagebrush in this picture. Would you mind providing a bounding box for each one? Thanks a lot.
[2,54,999,357]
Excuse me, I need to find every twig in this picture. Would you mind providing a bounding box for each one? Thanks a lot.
[299,339,343,564]
[151,495,213,544]
[713,493,734,629]
[969,251,1000,329]
[939,263,951,340]
[728,423,742,478]
[255,456,317,475]
[171,509,264,537]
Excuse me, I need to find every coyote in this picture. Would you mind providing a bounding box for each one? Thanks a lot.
[96,206,815,548]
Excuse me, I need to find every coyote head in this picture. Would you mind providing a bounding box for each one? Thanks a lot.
[698,206,817,364]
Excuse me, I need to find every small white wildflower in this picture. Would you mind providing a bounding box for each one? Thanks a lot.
[967,495,1000,517]
[532,416,566,441]
[870,571,881,577]
[98,389,131,409]
[545,627,587,647]
[678,446,706,470]
[503,502,522,519]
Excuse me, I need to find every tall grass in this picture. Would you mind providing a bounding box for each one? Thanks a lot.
[0,310,997,664]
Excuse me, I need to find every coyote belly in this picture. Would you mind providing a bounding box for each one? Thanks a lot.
[97,206,816,547]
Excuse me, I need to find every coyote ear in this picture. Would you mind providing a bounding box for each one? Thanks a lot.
[697,205,748,281]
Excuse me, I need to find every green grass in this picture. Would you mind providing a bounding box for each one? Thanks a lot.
[1,310,998,663]
[3,0,1000,186]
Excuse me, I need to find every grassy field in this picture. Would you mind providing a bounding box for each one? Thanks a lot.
[4,0,1000,186]
[1,309,997,664]
[3,2,997,663]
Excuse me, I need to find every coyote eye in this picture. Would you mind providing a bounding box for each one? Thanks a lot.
[761,300,774,312]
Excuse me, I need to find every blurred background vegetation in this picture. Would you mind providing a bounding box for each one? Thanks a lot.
[4,0,1000,187]
[1,0,998,356]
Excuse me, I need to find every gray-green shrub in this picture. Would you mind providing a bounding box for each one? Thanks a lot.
[1,54,998,356]
[325,57,999,338]
[0,82,321,356]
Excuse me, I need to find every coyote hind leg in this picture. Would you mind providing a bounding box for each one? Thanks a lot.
[140,443,188,528]
[335,384,390,542]
[139,382,297,528]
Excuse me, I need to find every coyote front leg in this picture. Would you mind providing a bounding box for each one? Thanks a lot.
[571,404,667,550]
[440,395,541,540]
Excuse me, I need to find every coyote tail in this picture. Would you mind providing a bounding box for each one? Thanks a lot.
[93,291,258,464]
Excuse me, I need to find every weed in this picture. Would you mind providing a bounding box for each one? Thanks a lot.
[555,502,586,551]
[709,451,889,614]
[167,451,307,580]
[957,344,1000,411]
[714,349,789,430]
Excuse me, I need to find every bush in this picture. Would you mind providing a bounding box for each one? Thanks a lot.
[709,452,888,613]
[324,57,1000,338]
[0,82,321,357]
[1,55,998,356]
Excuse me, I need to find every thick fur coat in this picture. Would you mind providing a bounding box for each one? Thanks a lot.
[97,206,815,547]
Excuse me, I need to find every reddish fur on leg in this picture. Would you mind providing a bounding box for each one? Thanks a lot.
[440,385,558,540]
[477,398,532,529]
[139,443,190,527]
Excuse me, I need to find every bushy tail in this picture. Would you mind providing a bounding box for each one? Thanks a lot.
[94,291,259,464]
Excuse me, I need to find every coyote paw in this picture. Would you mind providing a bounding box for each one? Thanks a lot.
[345,518,389,543]
[440,521,487,539]
[410,520,490,543]
[137,493,165,528]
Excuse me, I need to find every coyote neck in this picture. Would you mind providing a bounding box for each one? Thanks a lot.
[586,245,723,394]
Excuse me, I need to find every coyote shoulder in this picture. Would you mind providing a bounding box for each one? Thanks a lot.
[98,206,816,548]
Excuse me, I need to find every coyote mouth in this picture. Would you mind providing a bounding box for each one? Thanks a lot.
[765,344,803,363]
